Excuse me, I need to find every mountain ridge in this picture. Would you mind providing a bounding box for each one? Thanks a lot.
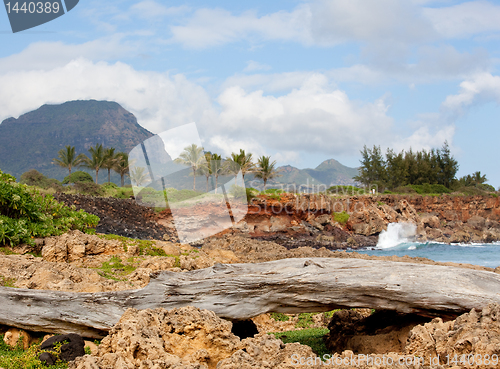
[0,100,154,181]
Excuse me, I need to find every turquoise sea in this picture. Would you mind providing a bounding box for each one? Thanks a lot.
[356,241,500,269]
[351,222,500,268]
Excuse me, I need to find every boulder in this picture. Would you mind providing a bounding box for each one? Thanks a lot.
[449,230,471,243]
[467,215,486,230]
[420,213,440,228]
[3,327,31,350]
[270,216,289,232]
[40,333,85,365]
[42,230,123,262]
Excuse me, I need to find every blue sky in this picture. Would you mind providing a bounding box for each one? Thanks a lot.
[1,0,500,187]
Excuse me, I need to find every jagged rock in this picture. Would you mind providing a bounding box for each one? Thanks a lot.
[467,215,486,230]
[155,241,181,256]
[217,334,322,369]
[483,230,500,243]
[68,307,237,369]
[420,213,441,228]
[405,303,500,365]
[69,305,321,369]
[449,230,471,243]
[42,230,123,262]
[314,214,333,226]
[270,216,290,232]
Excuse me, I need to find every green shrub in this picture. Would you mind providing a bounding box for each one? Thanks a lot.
[0,169,99,246]
[391,186,417,194]
[62,171,93,184]
[73,181,105,196]
[264,188,283,194]
[409,183,451,194]
[333,211,349,225]
[477,183,496,192]
[102,182,118,189]
[20,170,63,191]
[19,169,46,186]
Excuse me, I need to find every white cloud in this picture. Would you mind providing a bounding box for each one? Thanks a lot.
[0,56,458,166]
[442,72,500,115]
[169,6,313,49]
[208,135,265,158]
[0,58,215,134]
[392,124,456,152]
[309,0,435,45]
[0,36,133,72]
[213,74,394,156]
[423,1,500,39]
[168,0,438,49]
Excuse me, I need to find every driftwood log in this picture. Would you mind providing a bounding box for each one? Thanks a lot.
[1,258,500,338]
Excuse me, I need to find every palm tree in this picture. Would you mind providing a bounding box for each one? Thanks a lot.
[80,143,106,184]
[113,152,133,187]
[225,149,254,187]
[130,167,150,187]
[174,144,206,191]
[210,153,224,194]
[254,155,281,191]
[472,171,487,185]
[197,152,213,193]
[52,145,85,176]
[224,152,243,184]
[102,147,117,184]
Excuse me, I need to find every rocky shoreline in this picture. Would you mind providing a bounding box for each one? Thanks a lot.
[51,193,500,251]
[2,193,500,368]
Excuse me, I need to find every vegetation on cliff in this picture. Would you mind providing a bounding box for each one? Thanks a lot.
[0,169,99,246]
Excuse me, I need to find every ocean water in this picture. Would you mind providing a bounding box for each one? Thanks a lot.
[353,222,500,269]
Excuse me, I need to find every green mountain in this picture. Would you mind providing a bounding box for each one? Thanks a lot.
[0,100,154,182]
[270,159,359,189]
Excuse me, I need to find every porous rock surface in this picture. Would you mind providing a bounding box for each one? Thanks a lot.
[405,303,500,366]
[324,303,500,368]
[69,306,319,369]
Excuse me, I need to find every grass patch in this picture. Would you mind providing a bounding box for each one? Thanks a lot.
[98,255,137,280]
[0,275,16,287]
[270,312,290,322]
[0,335,68,369]
[272,328,330,359]
[0,246,16,255]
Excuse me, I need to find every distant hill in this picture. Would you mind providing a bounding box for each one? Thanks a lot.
[0,100,154,182]
[266,159,359,190]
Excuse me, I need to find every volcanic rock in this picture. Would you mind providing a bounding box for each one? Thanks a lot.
[69,306,319,369]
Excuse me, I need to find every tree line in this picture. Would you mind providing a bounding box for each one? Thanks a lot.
[53,144,282,191]
[172,144,281,192]
[52,144,131,186]
[353,141,492,191]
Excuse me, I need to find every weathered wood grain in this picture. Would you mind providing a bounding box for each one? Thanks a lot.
[1,258,499,338]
